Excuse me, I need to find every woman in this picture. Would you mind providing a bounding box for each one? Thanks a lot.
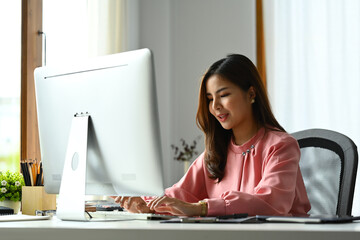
[114,54,311,217]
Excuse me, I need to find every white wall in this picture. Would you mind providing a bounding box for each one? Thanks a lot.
[124,0,256,187]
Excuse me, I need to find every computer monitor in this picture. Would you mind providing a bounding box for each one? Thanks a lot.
[34,49,165,201]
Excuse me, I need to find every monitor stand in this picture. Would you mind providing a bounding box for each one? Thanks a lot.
[56,113,91,221]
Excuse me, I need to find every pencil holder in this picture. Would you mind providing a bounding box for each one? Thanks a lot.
[21,186,56,215]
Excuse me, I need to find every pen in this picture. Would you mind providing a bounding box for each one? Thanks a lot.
[36,162,43,186]
[21,161,31,186]
[20,162,26,186]
[28,161,34,186]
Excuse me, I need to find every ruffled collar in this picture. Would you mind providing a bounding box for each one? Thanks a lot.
[229,127,265,154]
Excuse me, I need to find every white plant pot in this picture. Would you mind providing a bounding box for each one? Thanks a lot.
[0,200,21,214]
[184,161,190,174]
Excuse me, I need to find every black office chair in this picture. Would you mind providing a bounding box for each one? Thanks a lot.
[291,129,358,216]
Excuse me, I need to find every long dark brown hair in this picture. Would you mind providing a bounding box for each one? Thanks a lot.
[196,54,285,182]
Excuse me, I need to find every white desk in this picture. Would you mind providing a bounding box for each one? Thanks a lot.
[1,217,360,240]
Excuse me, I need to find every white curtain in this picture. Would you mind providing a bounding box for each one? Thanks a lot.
[44,0,125,66]
[264,0,360,215]
[87,0,127,56]
[44,0,89,65]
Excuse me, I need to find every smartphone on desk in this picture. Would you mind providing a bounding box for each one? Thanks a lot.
[181,217,219,223]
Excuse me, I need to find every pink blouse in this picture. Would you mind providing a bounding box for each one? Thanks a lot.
[165,128,311,216]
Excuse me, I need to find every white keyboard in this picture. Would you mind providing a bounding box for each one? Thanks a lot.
[88,211,175,221]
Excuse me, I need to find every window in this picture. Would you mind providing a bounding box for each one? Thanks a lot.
[43,0,124,66]
[0,1,21,172]
[0,0,124,173]
[43,0,89,65]
[264,0,360,215]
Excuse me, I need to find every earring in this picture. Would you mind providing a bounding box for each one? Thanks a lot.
[251,99,255,104]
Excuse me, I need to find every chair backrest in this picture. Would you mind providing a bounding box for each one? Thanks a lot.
[291,129,358,216]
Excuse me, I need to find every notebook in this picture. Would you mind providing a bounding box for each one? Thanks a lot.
[254,215,360,223]
[0,214,51,222]
[88,210,176,221]
[161,214,360,224]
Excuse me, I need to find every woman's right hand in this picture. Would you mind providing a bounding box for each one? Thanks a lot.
[110,196,154,213]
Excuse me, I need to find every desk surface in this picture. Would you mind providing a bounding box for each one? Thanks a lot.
[1,217,360,240]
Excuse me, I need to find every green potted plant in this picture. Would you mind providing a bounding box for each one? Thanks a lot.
[0,170,25,213]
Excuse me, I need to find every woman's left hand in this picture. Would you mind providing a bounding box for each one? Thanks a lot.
[147,196,202,216]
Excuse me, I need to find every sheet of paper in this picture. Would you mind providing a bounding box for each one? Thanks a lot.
[0,214,51,222]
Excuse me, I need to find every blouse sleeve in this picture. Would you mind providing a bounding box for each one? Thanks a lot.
[206,137,305,216]
[164,152,208,203]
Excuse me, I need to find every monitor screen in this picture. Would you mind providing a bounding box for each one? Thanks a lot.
[34,48,164,197]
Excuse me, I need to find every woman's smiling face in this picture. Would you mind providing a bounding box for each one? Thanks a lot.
[206,74,255,132]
